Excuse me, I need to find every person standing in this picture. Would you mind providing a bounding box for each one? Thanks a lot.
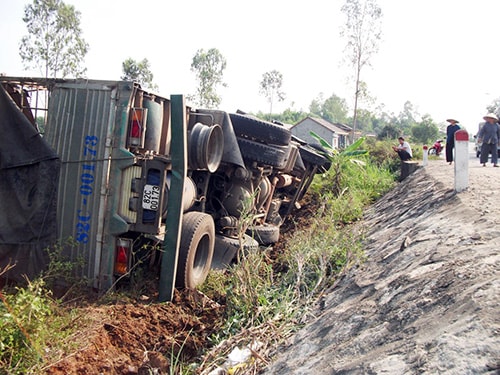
[392,137,412,161]
[477,113,500,167]
[445,118,461,164]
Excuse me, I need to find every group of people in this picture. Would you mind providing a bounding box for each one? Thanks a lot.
[392,113,500,167]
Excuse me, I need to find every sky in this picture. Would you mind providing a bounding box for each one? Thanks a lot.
[1,0,500,135]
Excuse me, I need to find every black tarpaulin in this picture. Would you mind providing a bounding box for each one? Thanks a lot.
[0,83,60,281]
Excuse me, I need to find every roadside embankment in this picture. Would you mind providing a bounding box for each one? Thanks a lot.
[263,159,500,374]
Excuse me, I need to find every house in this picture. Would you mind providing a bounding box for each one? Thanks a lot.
[290,116,351,149]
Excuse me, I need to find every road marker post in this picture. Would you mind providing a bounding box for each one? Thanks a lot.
[422,145,428,166]
[454,129,469,192]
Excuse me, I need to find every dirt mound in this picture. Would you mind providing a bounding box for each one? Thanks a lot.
[46,290,224,374]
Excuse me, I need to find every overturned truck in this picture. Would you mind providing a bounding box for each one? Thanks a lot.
[0,77,329,301]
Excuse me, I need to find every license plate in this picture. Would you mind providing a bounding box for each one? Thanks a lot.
[142,184,160,211]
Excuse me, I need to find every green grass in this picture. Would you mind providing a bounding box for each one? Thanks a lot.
[0,242,89,375]
[0,278,83,374]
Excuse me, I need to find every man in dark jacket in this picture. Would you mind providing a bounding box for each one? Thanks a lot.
[477,113,500,167]
[445,118,461,164]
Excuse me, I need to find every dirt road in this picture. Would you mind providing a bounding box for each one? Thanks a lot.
[262,148,500,374]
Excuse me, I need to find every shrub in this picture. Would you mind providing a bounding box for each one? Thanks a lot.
[1,279,54,373]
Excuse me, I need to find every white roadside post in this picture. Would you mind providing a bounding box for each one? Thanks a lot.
[422,145,428,166]
[454,129,469,192]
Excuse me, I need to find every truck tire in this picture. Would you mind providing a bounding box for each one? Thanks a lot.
[237,138,289,168]
[229,113,291,145]
[246,224,280,245]
[175,212,215,289]
[211,234,259,269]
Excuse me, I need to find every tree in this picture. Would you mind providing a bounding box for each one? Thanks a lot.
[355,108,376,133]
[309,93,349,124]
[370,104,394,135]
[486,97,500,118]
[410,114,439,144]
[19,0,88,78]
[309,93,324,117]
[377,124,400,140]
[356,81,376,109]
[121,58,158,91]
[259,70,286,115]
[190,48,227,109]
[397,100,419,131]
[255,107,308,124]
[323,94,349,124]
[340,0,382,141]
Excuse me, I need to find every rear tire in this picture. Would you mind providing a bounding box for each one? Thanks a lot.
[211,234,259,269]
[236,138,290,168]
[175,212,215,289]
[229,113,291,145]
[247,224,280,245]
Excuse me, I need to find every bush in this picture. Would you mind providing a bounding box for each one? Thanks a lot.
[1,279,54,373]
[0,244,88,374]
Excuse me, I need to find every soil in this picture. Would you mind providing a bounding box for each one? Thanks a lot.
[43,150,499,375]
[45,289,225,375]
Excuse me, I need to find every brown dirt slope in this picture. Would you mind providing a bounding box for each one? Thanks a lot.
[262,158,500,374]
[45,290,224,374]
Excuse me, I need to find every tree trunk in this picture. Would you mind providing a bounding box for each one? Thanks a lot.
[351,63,361,143]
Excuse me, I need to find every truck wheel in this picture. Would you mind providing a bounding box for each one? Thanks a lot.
[247,224,280,245]
[237,138,289,168]
[211,234,259,269]
[189,123,224,172]
[229,113,291,145]
[175,212,215,289]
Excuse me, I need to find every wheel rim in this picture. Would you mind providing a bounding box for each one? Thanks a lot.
[192,233,211,280]
[189,123,224,172]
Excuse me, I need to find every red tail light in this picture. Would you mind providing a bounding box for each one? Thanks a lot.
[131,116,142,138]
[114,238,132,275]
[128,108,147,147]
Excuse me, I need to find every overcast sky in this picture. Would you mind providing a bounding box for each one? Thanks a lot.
[1,0,499,135]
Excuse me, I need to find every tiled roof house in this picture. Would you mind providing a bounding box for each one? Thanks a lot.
[290,116,352,149]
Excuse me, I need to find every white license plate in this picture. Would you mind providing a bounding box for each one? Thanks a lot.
[142,184,160,210]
